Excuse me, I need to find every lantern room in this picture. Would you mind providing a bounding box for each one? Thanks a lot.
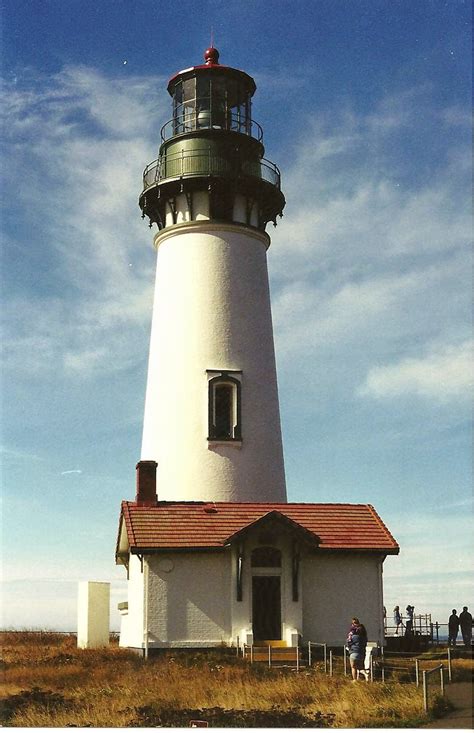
[165,47,257,139]
[139,48,285,232]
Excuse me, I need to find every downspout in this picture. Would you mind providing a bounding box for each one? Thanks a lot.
[143,556,149,659]
[379,555,386,645]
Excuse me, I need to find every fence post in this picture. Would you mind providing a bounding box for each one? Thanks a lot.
[422,670,428,713]
[440,665,444,696]
[323,644,328,674]
[329,650,333,677]
[308,641,312,667]
[370,653,374,682]
[268,645,271,668]
[236,636,239,657]
[415,658,420,687]
[435,622,439,644]
[343,645,347,676]
[296,645,300,672]
[250,645,253,664]
[447,647,452,682]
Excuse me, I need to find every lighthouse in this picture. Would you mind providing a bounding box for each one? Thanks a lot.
[139,47,287,503]
[115,49,399,654]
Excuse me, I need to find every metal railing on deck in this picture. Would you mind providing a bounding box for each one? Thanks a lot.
[142,149,281,191]
[160,112,264,142]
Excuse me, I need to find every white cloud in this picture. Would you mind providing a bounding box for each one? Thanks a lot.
[2,66,166,379]
[1,445,44,462]
[267,87,471,414]
[358,339,473,401]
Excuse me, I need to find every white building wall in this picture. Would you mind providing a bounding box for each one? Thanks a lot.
[119,554,145,648]
[119,545,386,649]
[146,552,232,647]
[302,553,384,645]
[77,581,110,649]
[141,221,286,503]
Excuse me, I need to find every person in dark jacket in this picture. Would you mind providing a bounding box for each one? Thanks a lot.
[346,617,368,681]
[393,605,403,635]
[459,607,472,647]
[448,610,460,646]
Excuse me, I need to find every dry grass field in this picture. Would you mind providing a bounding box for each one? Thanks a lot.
[1,632,470,728]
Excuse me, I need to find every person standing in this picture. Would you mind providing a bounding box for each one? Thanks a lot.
[405,605,414,636]
[448,609,460,646]
[346,617,368,681]
[459,606,472,648]
[393,606,403,635]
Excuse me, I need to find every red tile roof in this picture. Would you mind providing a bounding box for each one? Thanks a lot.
[117,501,399,557]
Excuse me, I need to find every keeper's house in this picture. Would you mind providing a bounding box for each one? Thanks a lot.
[116,463,399,652]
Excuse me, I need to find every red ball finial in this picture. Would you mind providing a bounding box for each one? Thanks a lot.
[204,47,220,65]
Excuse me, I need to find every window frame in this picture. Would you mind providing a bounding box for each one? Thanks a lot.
[207,370,242,442]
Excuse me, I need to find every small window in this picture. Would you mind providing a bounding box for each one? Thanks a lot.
[251,547,281,567]
[210,187,234,221]
[208,372,241,441]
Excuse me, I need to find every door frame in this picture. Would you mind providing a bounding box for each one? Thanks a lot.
[251,572,282,641]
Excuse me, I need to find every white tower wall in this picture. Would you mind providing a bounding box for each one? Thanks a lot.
[141,221,286,502]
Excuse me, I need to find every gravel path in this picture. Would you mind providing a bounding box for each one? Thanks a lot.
[422,681,473,729]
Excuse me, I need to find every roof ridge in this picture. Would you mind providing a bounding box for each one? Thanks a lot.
[122,500,375,508]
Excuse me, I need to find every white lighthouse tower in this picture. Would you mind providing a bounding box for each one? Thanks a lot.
[116,48,398,654]
[139,47,287,503]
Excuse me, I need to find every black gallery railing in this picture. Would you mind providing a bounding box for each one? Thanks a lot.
[142,148,281,191]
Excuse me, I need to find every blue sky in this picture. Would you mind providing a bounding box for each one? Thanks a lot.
[1,0,472,631]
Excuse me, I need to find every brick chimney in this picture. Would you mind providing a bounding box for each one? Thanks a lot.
[135,460,158,506]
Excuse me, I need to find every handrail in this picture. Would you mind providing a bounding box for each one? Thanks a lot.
[160,112,264,142]
[308,641,327,672]
[142,149,281,191]
[422,665,444,713]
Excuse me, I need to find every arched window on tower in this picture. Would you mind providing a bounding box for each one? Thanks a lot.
[208,372,241,441]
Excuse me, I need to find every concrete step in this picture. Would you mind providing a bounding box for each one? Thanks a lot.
[244,646,305,664]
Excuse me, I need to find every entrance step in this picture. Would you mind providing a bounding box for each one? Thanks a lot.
[257,640,288,647]
[244,646,304,664]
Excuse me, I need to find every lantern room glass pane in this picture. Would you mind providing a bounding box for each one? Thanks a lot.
[196,73,211,128]
[182,77,195,102]
[210,77,226,129]
[173,81,183,134]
